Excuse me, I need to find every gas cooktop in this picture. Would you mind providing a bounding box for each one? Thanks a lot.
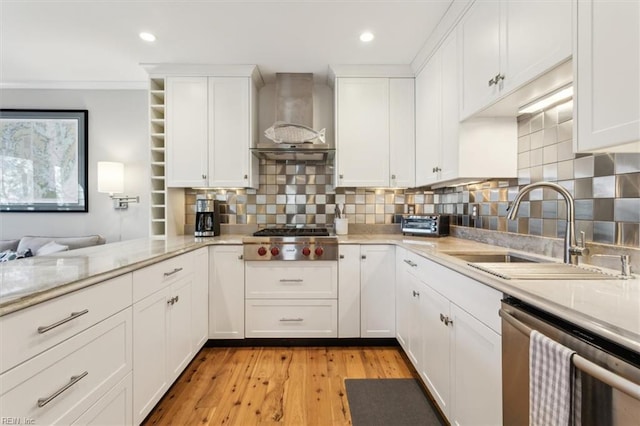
[252,227,331,237]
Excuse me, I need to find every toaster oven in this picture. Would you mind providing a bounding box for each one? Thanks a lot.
[401,215,450,237]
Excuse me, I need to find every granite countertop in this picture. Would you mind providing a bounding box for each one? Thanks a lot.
[1,233,638,354]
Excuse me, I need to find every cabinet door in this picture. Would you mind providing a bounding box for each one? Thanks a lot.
[133,289,169,424]
[395,248,410,349]
[415,48,442,187]
[336,78,390,187]
[209,245,245,339]
[339,245,361,338]
[502,0,571,94]
[576,0,640,152]
[166,275,194,382]
[389,78,415,188]
[450,304,502,426]
[439,30,460,183]
[360,245,395,338]
[192,248,209,349]
[405,272,424,368]
[208,77,252,187]
[166,77,208,187]
[459,0,501,120]
[420,282,451,419]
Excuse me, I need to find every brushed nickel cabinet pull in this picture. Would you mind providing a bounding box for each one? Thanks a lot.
[412,290,420,298]
[279,279,304,283]
[37,371,88,408]
[37,309,89,334]
[279,318,304,322]
[361,255,366,260]
[238,254,244,260]
[391,174,396,179]
[163,267,183,277]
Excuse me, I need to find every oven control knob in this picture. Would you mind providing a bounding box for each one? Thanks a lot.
[315,247,324,257]
[270,246,280,256]
[257,247,267,256]
[302,247,311,256]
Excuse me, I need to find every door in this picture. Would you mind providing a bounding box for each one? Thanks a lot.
[502,0,571,94]
[166,275,194,382]
[209,246,245,339]
[450,304,502,426]
[415,49,442,187]
[395,248,410,349]
[336,78,390,187]
[192,248,209,349]
[166,77,208,187]
[208,77,251,187]
[360,245,395,338]
[389,78,415,188]
[576,0,640,152]
[420,282,451,419]
[339,245,361,338]
[459,0,501,119]
[405,271,424,368]
[133,288,169,424]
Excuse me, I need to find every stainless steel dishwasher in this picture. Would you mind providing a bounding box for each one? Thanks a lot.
[500,297,640,426]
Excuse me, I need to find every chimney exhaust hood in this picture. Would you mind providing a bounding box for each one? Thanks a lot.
[252,73,334,162]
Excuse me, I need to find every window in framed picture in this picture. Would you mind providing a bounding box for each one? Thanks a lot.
[0,109,89,212]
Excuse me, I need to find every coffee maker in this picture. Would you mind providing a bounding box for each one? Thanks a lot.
[195,198,220,237]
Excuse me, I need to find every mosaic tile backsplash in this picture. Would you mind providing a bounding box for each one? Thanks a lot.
[185,99,639,248]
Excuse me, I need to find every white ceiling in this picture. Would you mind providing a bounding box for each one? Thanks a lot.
[0,0,454,87]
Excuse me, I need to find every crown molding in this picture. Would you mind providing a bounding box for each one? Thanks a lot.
[0,81,148,90]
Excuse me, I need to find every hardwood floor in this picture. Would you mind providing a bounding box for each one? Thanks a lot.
[142,346,416,425]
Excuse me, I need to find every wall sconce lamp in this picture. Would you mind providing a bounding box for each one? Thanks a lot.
[97,161,140,209]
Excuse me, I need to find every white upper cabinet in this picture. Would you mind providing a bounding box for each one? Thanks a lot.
[166,74,259,188]
[416,30,517,188]
[575,0,640,153]
[336,78,390,187]
[166,77,209,187]
[335,74,415,188]
[459,0,572,120]
[389,78,416,188]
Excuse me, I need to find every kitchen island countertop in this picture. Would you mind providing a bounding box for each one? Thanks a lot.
[1,234,638,354]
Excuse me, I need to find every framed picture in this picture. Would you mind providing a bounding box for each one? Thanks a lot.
[0,109,88,212]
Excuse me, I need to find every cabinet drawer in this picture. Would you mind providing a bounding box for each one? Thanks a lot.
[132,252,195,302]
[0,308,132,425]
[245,262,337,299]
[245,299,337,338]
[72,373,132,426]
[0,273,132,374]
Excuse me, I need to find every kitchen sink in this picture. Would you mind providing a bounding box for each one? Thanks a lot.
[443,252,541,263]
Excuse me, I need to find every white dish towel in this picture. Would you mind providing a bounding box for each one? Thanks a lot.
[530,330,582,426]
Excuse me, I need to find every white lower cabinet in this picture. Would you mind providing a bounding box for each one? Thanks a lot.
[395,251,502,425]
[209,245,245,339]
[73,373,133,426]
[0,308,132,425]
[360,245,395,338]
[338,245,361,338]
[132,249,208,424]
[245,299,338,338]
[244,261,338,338]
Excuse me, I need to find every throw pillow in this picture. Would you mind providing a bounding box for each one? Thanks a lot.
[36,241,69,256]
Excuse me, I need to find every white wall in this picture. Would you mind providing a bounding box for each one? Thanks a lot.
[0,89,149,243]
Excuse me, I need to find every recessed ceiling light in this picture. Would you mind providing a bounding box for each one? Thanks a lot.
[139,32,156,42]
[360,32,374,42]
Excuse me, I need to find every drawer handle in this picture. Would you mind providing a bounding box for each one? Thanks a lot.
[167,295,180,305]
[164,267,183,277]
[279,279,304,283]
[279,318,304,322]
[37,309,89,334]
[403,259,417,267]
[37,371,88,408]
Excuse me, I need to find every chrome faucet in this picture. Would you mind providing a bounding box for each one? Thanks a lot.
[507,182,588,265]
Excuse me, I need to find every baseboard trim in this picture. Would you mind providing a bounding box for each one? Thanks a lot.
[204,338,400,347]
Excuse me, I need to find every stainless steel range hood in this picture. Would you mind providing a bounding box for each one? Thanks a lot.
[252,73,334,162]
